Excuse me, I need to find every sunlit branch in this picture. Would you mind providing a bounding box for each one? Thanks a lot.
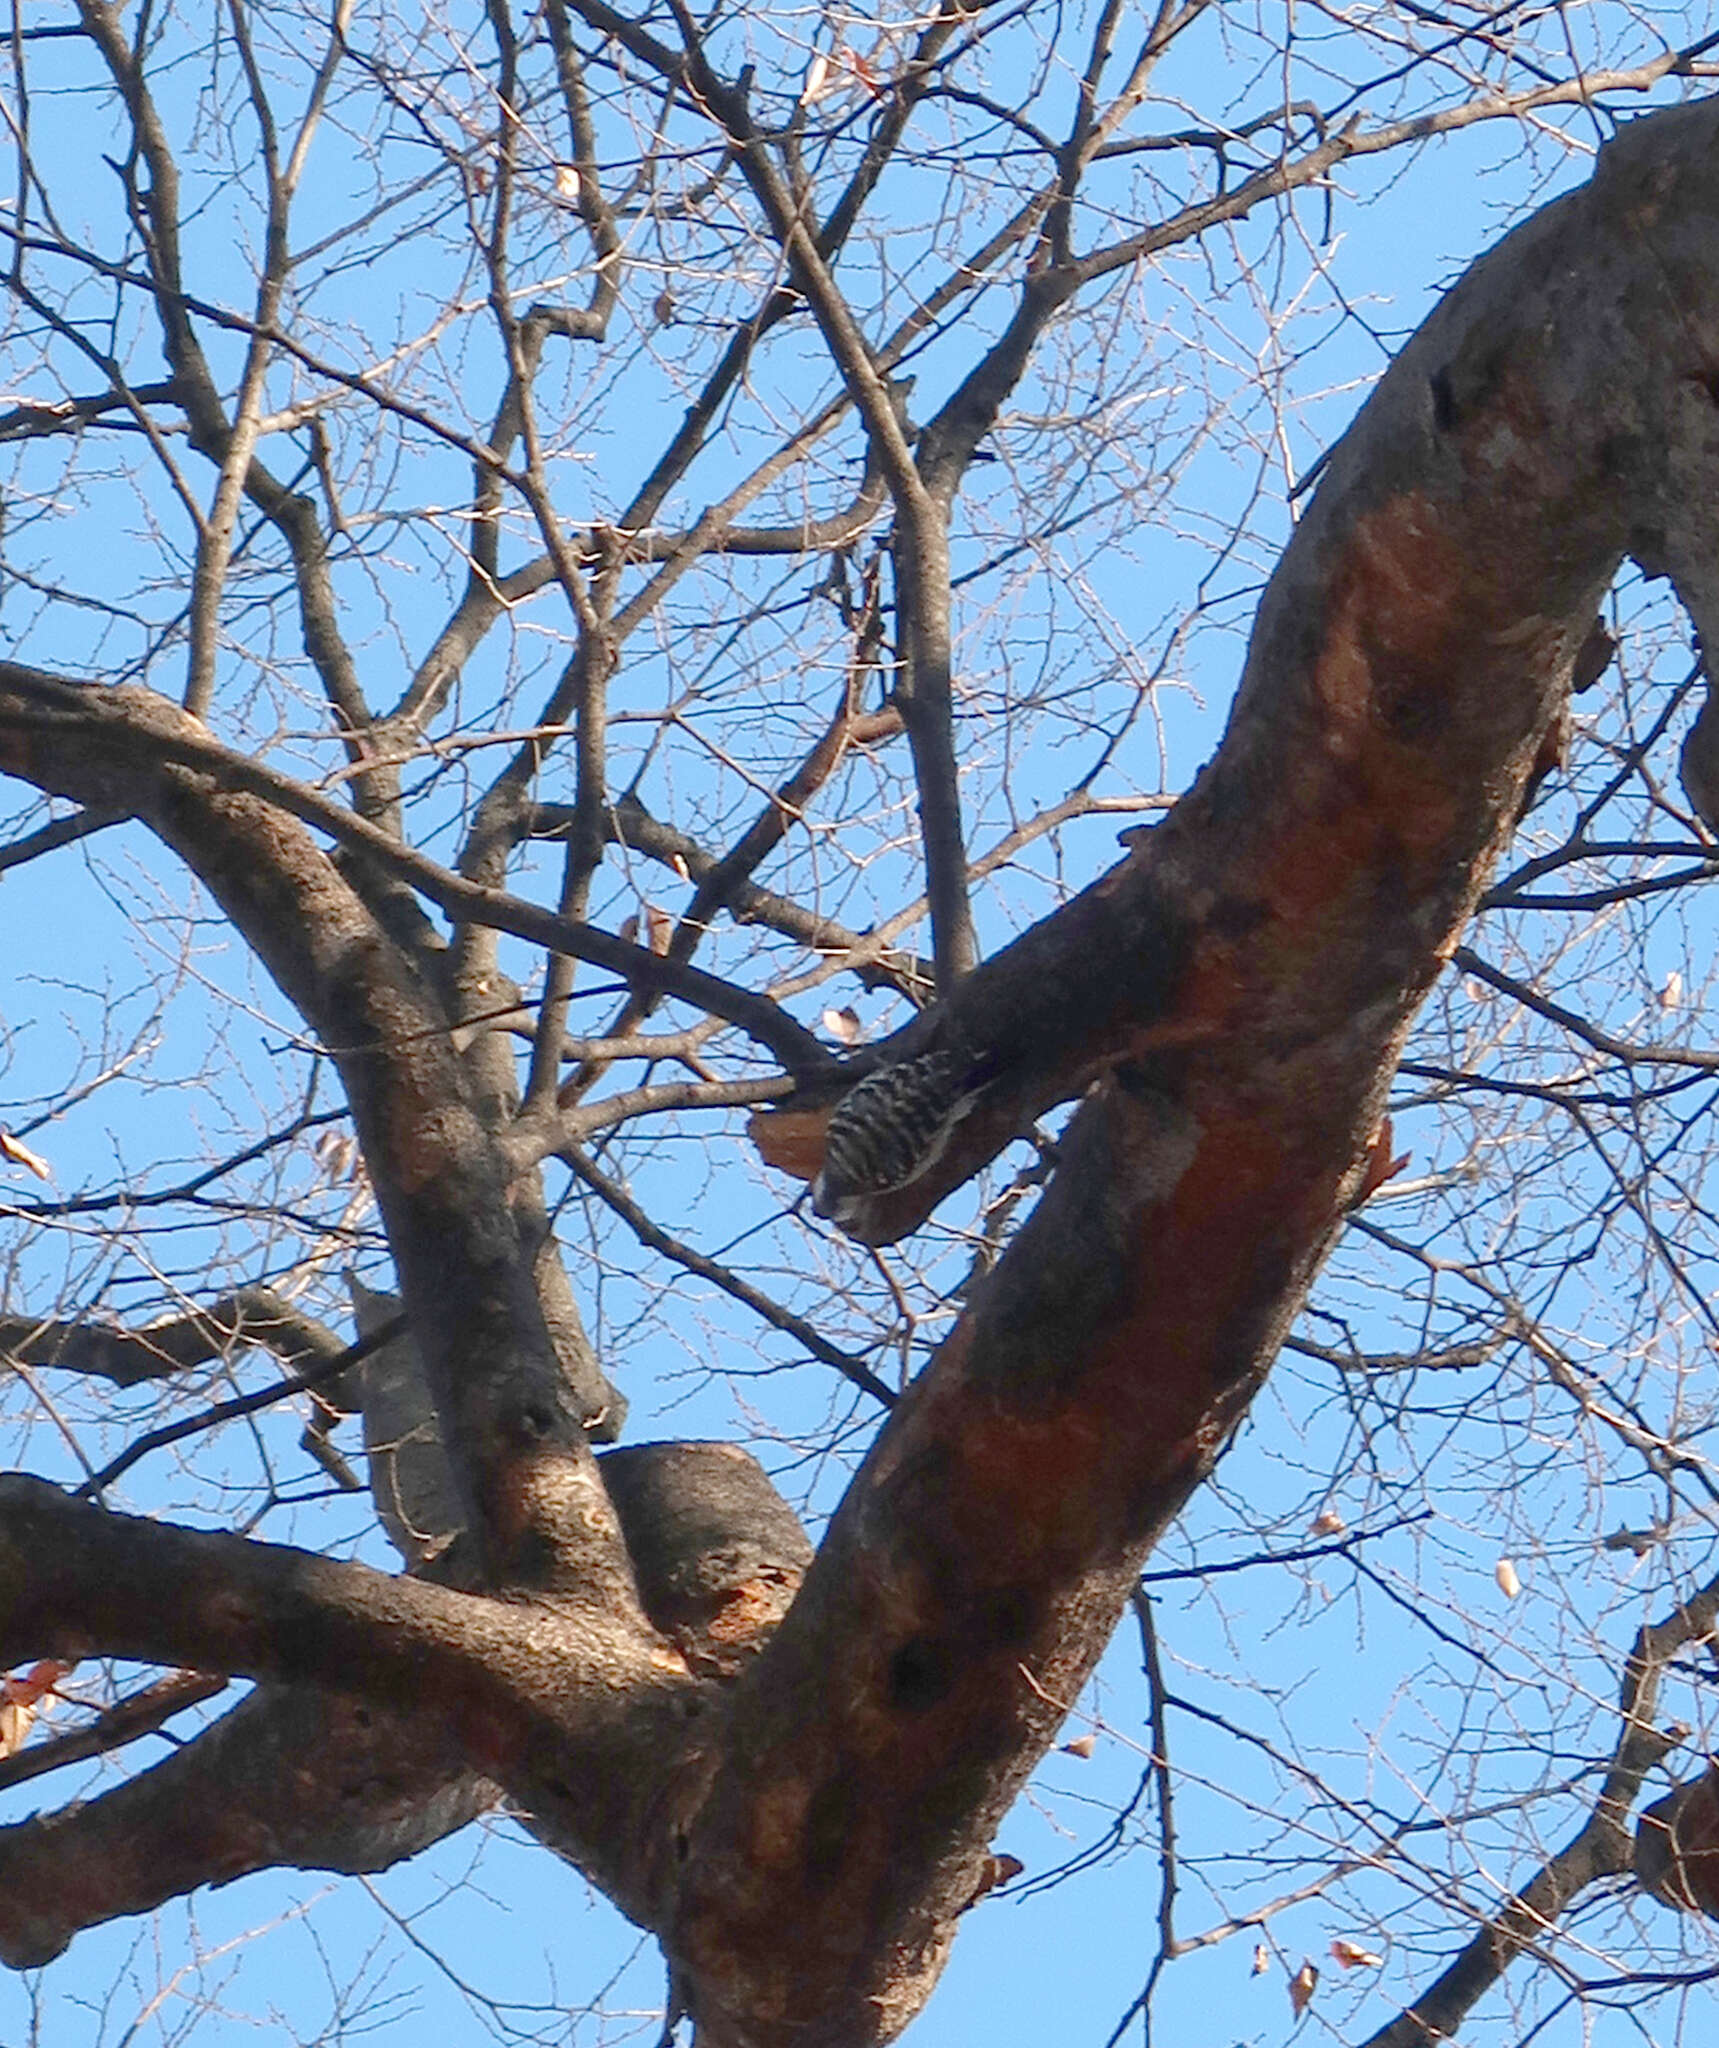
[0,379,179,440]
[0,1282,346,1390]
[0,1669,229,1795]
[0,804,121,872]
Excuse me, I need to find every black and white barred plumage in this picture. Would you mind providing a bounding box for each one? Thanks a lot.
[811,1050,983,1224]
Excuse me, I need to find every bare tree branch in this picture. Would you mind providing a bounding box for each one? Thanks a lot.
[0,1284,346,1389]
[1363,1570,1719,2048]
[0,663,833,1075]
[0,1669,229,1796]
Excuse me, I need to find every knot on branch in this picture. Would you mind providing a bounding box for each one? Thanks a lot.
[1635,1768,1719,1917]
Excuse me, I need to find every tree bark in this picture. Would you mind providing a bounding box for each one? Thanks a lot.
[798,102,1719,1251]
[0,1440,810,1967]
[675,102,1719,2043]
[0,1685,499,1969]
[5,95,1719,2048]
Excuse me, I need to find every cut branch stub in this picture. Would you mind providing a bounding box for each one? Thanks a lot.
[601,1443,813,1678]
[1636,1769,1719,1917]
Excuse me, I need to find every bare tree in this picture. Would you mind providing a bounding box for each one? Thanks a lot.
[4,3,1719,2043]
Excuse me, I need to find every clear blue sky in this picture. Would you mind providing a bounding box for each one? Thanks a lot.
[1,7,1712,2046]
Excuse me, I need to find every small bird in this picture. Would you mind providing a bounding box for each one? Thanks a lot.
[811,1050,987,1225]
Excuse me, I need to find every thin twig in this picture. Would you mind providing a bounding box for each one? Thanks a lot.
[564,1146,895,1405]
[75,1313,405,1498]
[0,1669,229,1792]
[1360,1569,1719,2048]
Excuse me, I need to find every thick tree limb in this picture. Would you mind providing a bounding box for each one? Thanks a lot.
[0,1475,698,1922]
[0,1476,652,1710]
[808,100,1719,1246]
[598,1443,814,1679]
[890,516,978,990]
[343,1276,466,1567]
[657,103,1719,2046]
[6,63,1719,2048]
[0,1685,499,1969]
[0,1443,808,1965]
[0,679,644,1590]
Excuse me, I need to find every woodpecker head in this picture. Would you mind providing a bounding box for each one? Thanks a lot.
[810,1050,985,1226]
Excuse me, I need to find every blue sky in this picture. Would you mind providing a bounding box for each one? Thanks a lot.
[3,4,1718,2044]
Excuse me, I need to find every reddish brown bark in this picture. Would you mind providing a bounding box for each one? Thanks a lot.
[4,98,1719,2048]
[665,105,1719,2043]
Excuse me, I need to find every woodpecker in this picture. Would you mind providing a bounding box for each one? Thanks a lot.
[811,1049,987,1225]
